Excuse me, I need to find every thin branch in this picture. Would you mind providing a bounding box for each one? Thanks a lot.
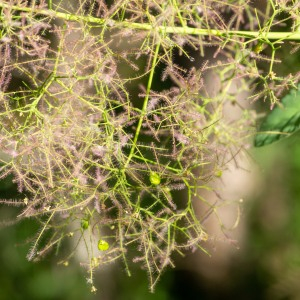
[0,2,300,40]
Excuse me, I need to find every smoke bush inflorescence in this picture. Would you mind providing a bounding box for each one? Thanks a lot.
[0,0,299,292]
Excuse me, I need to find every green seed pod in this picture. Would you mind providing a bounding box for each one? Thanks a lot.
[215,170,223,177]
[252,41,264,54]
[149,171,161,186]
[97,239,109,251]
[81,219,89,230]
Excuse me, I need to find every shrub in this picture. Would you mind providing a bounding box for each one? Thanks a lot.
[0,0,299,292]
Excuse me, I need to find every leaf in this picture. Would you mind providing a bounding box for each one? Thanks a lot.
[254,85,300,147]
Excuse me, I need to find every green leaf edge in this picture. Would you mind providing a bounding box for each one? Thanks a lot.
[254,84,300,147]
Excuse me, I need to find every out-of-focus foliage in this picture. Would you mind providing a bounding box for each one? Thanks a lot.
[255,85,300,147]
[248,134,300,300]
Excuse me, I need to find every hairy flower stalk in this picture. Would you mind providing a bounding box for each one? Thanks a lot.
[0,2,300,40]
[0,0,299,292]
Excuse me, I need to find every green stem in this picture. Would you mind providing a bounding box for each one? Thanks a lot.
[124,41,161,169]
[47,0,52,9]
[1,2,300,40]
[27,210,56,261]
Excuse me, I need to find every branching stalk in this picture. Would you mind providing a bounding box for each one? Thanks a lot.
[0,2,300,40]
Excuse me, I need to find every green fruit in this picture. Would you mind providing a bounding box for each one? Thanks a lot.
[98,239,109,251]
[149,171,161,185]
[252,41,264,54]
[215,170,223,177]
[81,219,89,230]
